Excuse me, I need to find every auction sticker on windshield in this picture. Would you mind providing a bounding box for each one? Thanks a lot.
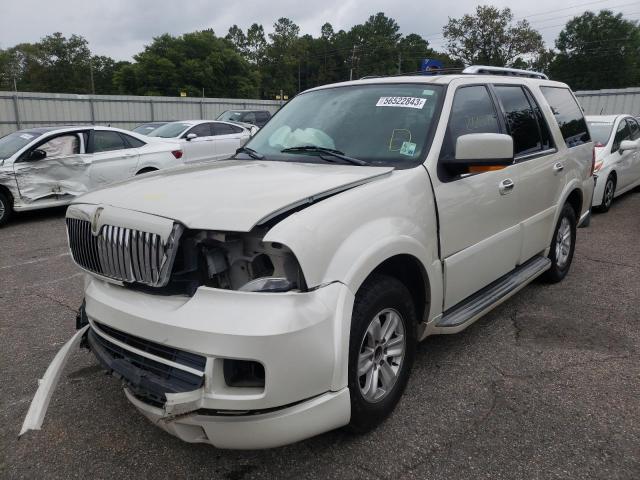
[376,97,426,109]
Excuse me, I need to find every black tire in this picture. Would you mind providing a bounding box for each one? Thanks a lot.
[542,203,577,283]
[347,274,417,433]
[0,190,13,227]
[595,174,615,213]
[135,168,158,176]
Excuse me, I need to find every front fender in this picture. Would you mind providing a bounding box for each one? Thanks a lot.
[264,167,443,322]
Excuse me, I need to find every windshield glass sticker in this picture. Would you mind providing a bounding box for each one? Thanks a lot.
[422,90,435,96]
[389,129,412,151]
[20,133,34,140]
[376,97,426,109]
[400,141,417,156]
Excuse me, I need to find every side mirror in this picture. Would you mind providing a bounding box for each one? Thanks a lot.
[185,133,197,141]
[27,149,47,161]
[447,133,514,167]
[619,140,639,152]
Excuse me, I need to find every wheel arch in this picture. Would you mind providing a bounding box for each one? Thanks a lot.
[359,254,431,328]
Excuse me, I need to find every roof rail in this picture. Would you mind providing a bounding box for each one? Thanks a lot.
[463,65,548,80]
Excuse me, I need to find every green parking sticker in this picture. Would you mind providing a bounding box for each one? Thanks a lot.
[400,141,417,156]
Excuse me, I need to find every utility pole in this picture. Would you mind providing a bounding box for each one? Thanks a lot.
[349,45,357,81]
[397,52,402,74]
[13,76,17,92]
[298,61,301,93]
[89,60,96,95]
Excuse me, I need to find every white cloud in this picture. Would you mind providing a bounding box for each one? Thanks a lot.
[0,0,636,59]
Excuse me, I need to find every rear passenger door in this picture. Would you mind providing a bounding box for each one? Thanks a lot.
[432,84,523,310]
[87,130,140,187]
[212,122,249,159]
[627,118,640,183]
[494,84,565,263]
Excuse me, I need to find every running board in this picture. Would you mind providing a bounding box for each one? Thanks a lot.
[435,256,551,331]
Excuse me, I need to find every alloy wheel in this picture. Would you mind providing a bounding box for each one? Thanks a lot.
[357,308,406,403]
[555,216,572,269]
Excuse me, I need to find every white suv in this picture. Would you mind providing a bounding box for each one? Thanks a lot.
[27,67,595,449]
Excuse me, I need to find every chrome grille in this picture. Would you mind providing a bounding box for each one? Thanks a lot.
[66,218,183,287]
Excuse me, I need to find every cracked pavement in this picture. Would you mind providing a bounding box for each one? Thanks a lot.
[2,190,639,480]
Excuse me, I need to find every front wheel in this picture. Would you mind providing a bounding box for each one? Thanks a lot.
[0,190,13,227]
[542,203,577,283]
[347,274,417,432]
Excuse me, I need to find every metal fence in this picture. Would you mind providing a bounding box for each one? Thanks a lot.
[0,91,283,136]
[575,87,640,116]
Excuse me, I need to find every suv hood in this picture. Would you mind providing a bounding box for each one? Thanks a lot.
[74,159,393,231]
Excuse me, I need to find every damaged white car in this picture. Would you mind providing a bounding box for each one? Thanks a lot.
[0,126,184,225]
[23,67,595,449]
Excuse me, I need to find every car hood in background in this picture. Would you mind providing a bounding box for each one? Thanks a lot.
[73,159,393,231]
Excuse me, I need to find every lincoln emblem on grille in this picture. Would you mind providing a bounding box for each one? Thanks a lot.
[91,207,103,235]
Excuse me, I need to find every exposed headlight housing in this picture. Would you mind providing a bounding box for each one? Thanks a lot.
[150,228,306,296]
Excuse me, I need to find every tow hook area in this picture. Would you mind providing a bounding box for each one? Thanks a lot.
[19,325,90,436]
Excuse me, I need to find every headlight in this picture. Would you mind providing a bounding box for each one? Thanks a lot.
[167,229,305,295]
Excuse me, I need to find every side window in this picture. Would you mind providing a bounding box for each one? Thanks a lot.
[494,85,544,157]
[242,112,257,124]
[524,89,554,151]
[540,87,591,148]
[439,85,501,161]
[92,131,127,153]
[611,121,631,153]
[627,118,640,140]
[213,123,238,135]
[38,134,80,158]
[256,112,270,122]
[186,124,212,138]
[121,134,146,148]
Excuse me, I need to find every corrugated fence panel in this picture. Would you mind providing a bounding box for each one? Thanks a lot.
[575,88,640,116]
[0,91,282,136]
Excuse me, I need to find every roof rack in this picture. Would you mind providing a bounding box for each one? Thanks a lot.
[462,65,548,80]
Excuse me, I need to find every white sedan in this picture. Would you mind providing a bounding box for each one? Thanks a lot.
[0,126,183,225]
[587,115,640,212]
[147,120,251,162]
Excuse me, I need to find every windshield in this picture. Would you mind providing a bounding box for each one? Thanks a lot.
[217,111,243,122]
[133,123,165,134]
[0,131,43,160]
[587,122,614,145]
[244,84,443,166]
[148,122,191,138]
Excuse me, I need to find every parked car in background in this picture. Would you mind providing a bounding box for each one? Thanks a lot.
[0,126,183,226]
[131,122,171,135]
[147,120,251,162]
[217,109,272,128]
[43,66,594,449]
[587,114,640,212]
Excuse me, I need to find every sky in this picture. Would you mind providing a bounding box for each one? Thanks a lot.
[1,0,639,60]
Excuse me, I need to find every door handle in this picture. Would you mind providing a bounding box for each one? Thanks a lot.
[553,162,564,172]
[499,178,515,195]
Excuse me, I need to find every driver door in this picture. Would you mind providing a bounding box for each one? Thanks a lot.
[182,123,216,163]
[611,119,635,190]
[13,132,91,203]
[430,84,523,310]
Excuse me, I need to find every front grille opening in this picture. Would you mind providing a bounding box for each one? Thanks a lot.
[223,359,265,388]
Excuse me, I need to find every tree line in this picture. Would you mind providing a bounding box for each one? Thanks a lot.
[1,7,638,98]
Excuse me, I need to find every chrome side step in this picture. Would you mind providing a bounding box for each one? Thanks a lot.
[435,256,551,332]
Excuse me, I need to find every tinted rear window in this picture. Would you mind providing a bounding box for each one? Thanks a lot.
[540,87,591,148]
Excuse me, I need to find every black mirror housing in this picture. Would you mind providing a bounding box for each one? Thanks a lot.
[27,149,47,161]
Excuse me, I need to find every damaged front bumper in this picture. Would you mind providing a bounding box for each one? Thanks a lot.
[79,277,354,448]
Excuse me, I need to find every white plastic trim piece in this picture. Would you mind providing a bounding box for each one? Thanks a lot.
[19,325,89,436]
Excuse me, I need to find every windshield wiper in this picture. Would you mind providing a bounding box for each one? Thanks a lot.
[280,146,367,166]
[235,146,264,159]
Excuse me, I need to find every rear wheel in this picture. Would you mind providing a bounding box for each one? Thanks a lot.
[542,203,576,283]
[596,174,615,212]
[347,274,416,432]
[0,190,13,227]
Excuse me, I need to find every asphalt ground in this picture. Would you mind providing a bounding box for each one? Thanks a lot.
[1,190,639,480]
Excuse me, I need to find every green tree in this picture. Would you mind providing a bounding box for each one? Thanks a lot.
[443,6,545,67]
[549,10,640,89]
